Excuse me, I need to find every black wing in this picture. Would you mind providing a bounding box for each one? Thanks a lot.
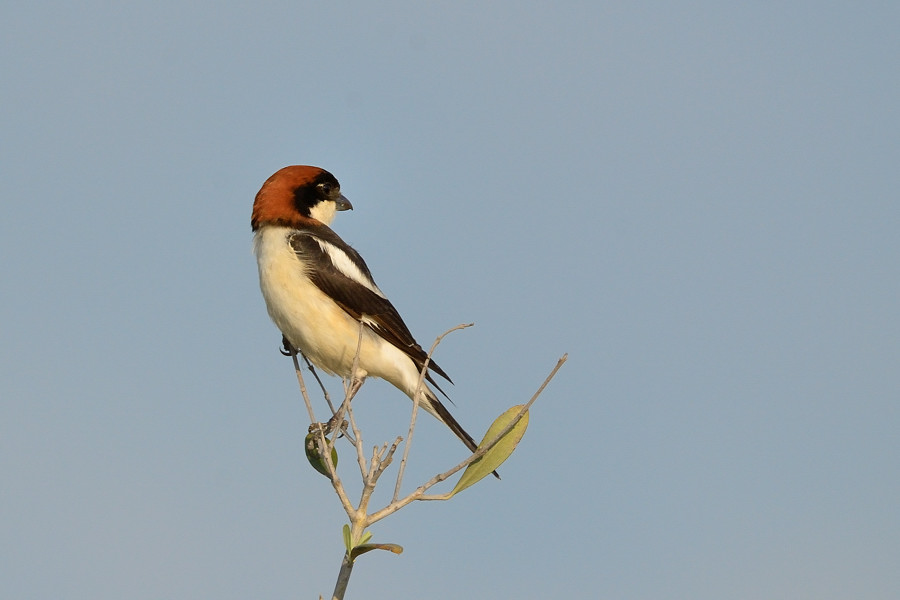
[288,227,453,389]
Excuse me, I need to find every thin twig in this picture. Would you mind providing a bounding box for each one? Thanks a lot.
[303,355,337,416]
[375,437,403,481]
[367,353,567,522]
[291,350,319,426]
[418,353,567,500]
[337,323,369,480]
[304,355,356,444]
[392,323,473,502]
[290,349,355,517]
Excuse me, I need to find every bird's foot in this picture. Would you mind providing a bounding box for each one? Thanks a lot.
[325,413,349,437]
[309,416,347,439]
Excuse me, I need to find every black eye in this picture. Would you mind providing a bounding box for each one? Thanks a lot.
[317,182,333,195]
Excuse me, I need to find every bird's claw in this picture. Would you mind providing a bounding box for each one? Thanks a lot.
[326,413,349,437]
[309,415,348,438]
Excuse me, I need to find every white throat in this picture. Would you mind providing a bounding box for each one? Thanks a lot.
[309,201,337,225]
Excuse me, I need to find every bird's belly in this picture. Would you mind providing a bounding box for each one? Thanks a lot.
[260,266,360,376]
[254,227,417,393]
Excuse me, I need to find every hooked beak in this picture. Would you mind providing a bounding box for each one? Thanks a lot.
[336,194,353,211]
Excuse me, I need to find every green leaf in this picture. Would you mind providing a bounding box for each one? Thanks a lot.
[305,432,338,477]
[342,524,352,554]
[450,405,529,496]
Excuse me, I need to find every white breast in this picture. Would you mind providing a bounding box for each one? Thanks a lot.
[253,226,417,393]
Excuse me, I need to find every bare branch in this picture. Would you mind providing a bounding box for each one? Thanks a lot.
[303,354,337,416]
[291,349,319,427]
[375,437,403,481]
[393,323,473,502]
[290,349,355,517]
[344,323,370,479]
[368,353,567,521]
[287,317,567,600]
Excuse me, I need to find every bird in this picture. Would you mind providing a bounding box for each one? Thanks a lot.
[251,165,488,462]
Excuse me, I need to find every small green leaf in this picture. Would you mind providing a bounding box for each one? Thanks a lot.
[342,524,352,554]
[450,405,529,496]
[305,432,338,477]
[350,543,404,560]
[358,530,372,546]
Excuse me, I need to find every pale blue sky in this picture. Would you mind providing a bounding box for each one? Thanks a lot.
[2,2,899,598]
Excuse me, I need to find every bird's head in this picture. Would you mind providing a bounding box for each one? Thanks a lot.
[251,165,352,231]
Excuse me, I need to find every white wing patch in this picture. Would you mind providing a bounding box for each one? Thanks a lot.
[315,238,386,298]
